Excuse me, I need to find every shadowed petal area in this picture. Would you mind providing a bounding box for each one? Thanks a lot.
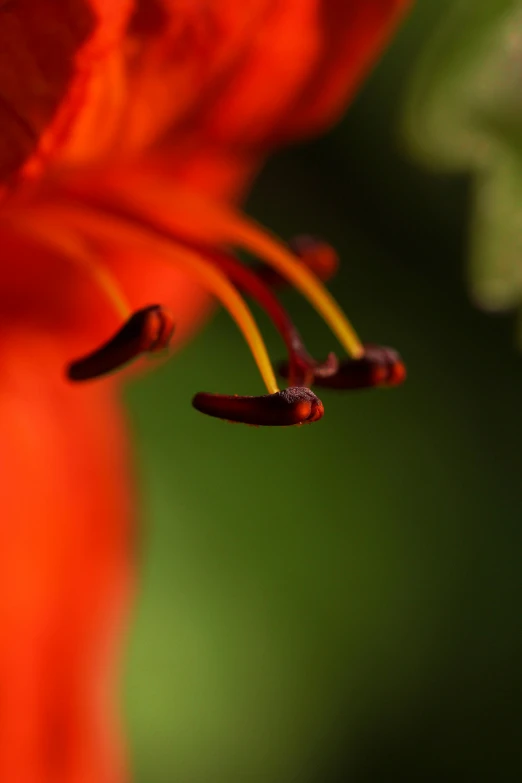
[275,0,414,140]
[183,0,413,145]
[0,332,132,783]
[0,0,132,185]
[117,0,413,198]
[38,1,413,200]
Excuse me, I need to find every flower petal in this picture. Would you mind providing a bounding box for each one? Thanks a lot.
[0,0,132,186]
[29,0,413,199]
[113,0,414,197]
[272,0,414,140]
[183,0,413,145]
[0,331,132,783]
[123,0,412,148]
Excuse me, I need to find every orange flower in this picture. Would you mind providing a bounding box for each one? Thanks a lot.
[0,1,411,781]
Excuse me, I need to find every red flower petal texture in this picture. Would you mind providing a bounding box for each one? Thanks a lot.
[0,331,131,783]
[0,0,132,183]
[0,1,412,780]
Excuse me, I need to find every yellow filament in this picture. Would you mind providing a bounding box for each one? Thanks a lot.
[29,204,280,395]
[210,211,365,359]
[76,185,365,359]
[3,214,131,320]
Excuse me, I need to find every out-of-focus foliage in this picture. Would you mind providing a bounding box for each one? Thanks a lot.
[123,2,522,782]
[404,0,522,312]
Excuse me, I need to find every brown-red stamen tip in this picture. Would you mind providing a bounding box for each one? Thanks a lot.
[67,304,175,381]
[254,235,339,288]
[288,235,339,282]
[311,344,406,390]
[192,387,324,426]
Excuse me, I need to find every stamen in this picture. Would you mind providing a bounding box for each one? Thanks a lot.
[220,219,364,358]
[67,305,175,381]
[254,235,339,289]
[206,248,339,386]
[302,344,407,390]
[192,387,324,426]
[28,204,280,395]
[56,186,364,359]
[22,195,405,418]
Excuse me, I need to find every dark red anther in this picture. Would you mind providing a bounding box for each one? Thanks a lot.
[67,304,175,381]
[308,344,406,390]
[192,387,324,426]
[254,235,339,289]
[289,235,339,281]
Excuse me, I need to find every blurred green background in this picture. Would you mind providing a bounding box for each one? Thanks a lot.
[123,2,522,781]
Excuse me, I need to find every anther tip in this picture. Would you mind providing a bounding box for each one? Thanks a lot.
[253,235,338,289]
[279,344,406,391]
[389,359,407,386]
[145,305,176,353]
[67,304,175,382]
[288,235,339,282]
[315,344,406,390]
[306,398,325,423]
